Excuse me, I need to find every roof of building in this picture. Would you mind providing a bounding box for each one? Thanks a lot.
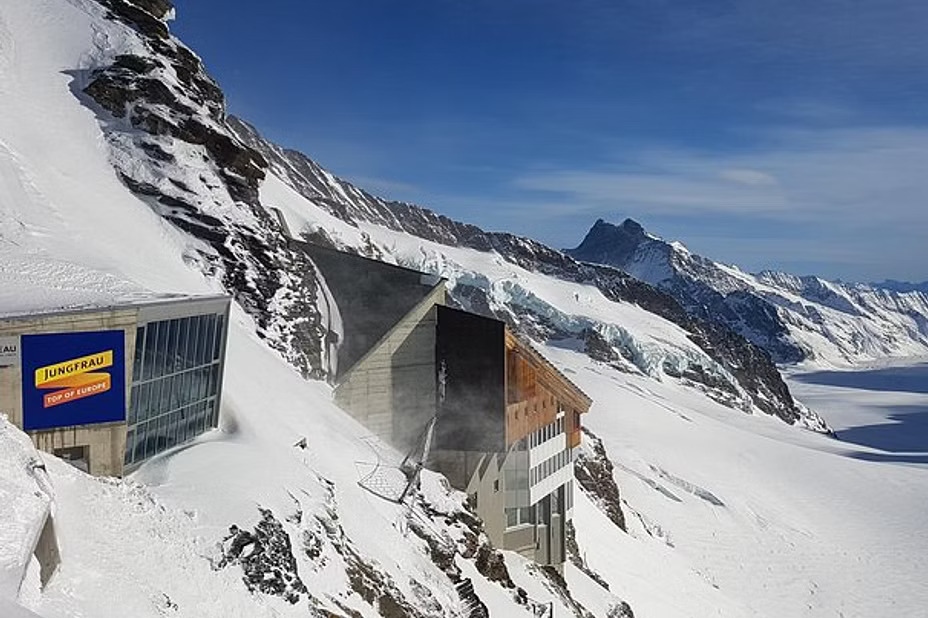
[505,329,593,412]
[0,292,231,321]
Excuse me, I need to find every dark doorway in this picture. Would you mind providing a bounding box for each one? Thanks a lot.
[53,445,89,473]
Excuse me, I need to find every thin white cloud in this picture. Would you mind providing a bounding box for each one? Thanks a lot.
[512,126,928,227]
[717,169,778,187]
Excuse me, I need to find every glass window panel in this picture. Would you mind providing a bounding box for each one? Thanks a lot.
[198,366,210,401]
[208,399,219,429]
[157,377,171,417]
[186,404,199,437]
[166,319,179,374]
[163,376,176,415]
[186,369,199,405]
[128,384,139,425]
[167,374,179,410]
[166,375,179,413]
[213,314,224,360]
[197,315,213,365]
[183,404,197,437]
[147,379,160,419]
[153,320,169,378]
[181,408,194,442]
[138,422,150,461]
[146,381,158,421]
[133,327,145,383]
[184,371,196,407]
[175,317,188,373]
[155,414,167,454]
[132,423,142,463]
[186,316,200,370]
[176,406,187,444]
[203,315,216,366]
[210,363,221,397]
[124,428,135,465]
[182,372,194,409]
[190,367,202,403]
[194,372,204,406]
[167,412,179,448]
[152,376,165,414]
[137,382,150,421]
[198,402,209,435]
[143,322,158,381]
[178,409,189,442]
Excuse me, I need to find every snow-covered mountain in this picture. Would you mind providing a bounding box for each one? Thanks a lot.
[567,219,928,367]
[227,117,824,430]
[6,1,928,617]
[24,0,824,430]
[870,279,928,295]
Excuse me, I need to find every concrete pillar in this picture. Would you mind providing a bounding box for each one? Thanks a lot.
[536,523,549,565]
[550,513,563,565]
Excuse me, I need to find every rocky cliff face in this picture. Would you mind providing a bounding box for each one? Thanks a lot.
[80,0,328,378]
[568,219,928,366]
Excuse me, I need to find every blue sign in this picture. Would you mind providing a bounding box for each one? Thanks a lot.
[21,330,126,431]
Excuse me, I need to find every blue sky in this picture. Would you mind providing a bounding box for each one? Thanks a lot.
[173,0,927,282]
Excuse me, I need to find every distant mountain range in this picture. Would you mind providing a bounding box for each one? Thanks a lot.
[567,219,928,366]
[871,280,928,294]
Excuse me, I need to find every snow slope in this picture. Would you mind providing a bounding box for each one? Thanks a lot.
[552,345,928,617]
[3,1,926,617]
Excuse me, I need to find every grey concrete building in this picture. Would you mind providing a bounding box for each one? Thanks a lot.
[294,242,592,570]
[0,295,230,476]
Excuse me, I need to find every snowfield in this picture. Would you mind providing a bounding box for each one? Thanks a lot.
[2,0,928,617]
[552,345,928,617]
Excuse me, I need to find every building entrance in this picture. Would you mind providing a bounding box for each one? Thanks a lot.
[53,445,89,473]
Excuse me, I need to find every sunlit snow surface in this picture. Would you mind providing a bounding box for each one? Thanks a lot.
[2,0,928,616]
[561,346,928,617]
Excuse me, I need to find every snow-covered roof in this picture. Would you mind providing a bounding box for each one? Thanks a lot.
[0,293,231,322]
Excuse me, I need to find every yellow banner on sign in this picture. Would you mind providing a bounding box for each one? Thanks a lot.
[34,350,113,388]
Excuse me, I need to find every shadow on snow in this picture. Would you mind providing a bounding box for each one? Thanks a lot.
[792,363,928,394]
[836,407,928,461]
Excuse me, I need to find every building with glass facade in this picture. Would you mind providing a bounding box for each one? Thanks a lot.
[0,295,230,476]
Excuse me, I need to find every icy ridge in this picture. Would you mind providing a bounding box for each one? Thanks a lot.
[568,219,928,367]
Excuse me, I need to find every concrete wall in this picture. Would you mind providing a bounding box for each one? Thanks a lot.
[503,524,536,558]
[295,241,443,381]
[466,453,507,549]
[0,309,136,477]
[334,285,445,451]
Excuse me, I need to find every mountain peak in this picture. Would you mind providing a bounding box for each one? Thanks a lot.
[567,217,658,268]
[619,217,645,234]
[590,217,645,235]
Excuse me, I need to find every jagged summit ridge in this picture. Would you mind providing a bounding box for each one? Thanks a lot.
[567,218,928,365]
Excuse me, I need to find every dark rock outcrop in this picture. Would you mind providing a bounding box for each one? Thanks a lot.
[218,509,307,604]
[575,428,627,532]
[80,0,326,377]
